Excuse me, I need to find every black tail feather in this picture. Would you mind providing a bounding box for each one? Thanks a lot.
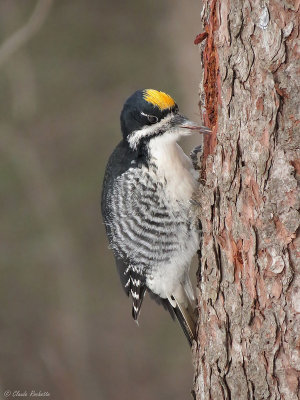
[172,301,196,346]
[148,289,197,346]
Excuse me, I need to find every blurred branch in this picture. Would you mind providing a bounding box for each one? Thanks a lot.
[0,0,53,69]
[0,2,39,120]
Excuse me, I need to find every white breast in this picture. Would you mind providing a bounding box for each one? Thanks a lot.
[148,134,198,202]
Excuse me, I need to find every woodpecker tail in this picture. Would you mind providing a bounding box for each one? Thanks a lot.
[169,280,198,346]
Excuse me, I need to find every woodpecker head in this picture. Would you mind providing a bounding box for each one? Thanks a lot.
[120,89,209,151]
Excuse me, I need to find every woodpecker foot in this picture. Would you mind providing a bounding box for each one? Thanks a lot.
[190,145,203,170]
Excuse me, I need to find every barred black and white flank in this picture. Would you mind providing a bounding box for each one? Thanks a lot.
[101,89,210,345]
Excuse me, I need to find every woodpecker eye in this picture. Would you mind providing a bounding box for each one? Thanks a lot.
[147,115,158,124]
[173,105,179,114]
[140,112,158,124]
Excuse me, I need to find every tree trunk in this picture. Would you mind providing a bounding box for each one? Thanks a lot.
[193,1,299,399]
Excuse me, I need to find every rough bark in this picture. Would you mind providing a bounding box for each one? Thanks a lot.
[193,1,300,399]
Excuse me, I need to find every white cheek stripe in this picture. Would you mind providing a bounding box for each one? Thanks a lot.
[128,114,174,150]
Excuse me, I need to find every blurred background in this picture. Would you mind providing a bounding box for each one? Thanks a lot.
[0,1,203,399]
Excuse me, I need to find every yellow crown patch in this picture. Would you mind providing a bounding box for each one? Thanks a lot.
[143,89,175,111]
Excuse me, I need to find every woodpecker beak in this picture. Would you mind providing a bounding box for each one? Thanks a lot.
[174,114,211,135]
[181,117,211,135]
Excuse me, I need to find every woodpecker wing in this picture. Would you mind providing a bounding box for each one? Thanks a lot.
[101,141,151,319]
[102,142,183,316]
[102,140,198,343]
